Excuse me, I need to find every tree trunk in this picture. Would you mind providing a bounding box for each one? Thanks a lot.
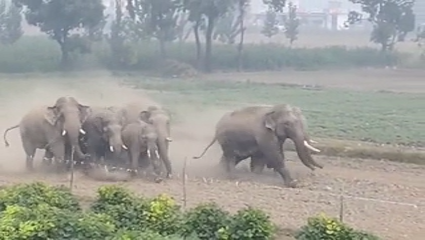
[237,1,245,72]
[159,37,166,60]
[194,20,202,68]
[204,15,215,73]
[59,41,69,69]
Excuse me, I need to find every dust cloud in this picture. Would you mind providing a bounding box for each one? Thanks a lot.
[0,73,242,180]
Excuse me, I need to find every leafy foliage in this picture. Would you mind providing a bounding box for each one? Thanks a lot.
[229,206,276,239]
[0,182,80,212]
[283,2,299,45]
[181,202,231,239]
[261,8,279,39]
[13,0,105,65]
[0,204,115,240]
[295,213,380,240]
[91,185,181,235]
[0,183,380,240]
[0,0,23,45]
[346,0,415,51]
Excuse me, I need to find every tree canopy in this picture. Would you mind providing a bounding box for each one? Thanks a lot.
[13,0,105,66]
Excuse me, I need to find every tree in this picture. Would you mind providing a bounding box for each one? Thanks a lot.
[13,0,105,67]
[236,0,249,71]
[263,0,287,13]
[0,0,23,45]
[346,0,415,52]
[213,9,240,44]
[283,2,299,45]
[184,0,235,72]
[261,8,279,39]
[143,0,182,59]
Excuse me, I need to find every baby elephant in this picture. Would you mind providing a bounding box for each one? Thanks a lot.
[121,120,163,182]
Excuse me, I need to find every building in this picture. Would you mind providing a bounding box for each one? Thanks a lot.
[413,0,425,27]
[249,0,366,31]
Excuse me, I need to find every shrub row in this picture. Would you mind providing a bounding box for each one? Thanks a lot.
[0,36,403,73]
[0,182,380,239]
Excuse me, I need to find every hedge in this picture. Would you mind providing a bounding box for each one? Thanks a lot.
[0,182,379,240]
[0,36,403,73]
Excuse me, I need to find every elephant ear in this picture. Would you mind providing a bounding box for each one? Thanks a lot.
[264,111,277,131]
[44,106,60,126]
[139,110,152,123]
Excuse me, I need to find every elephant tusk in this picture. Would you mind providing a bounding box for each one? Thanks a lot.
[110,146,114,152]
[62,130,67,136]
[165,137,173,142]
[147,151,151,158]
[304,140,321,153]
[309,139,318,144]
[79,129,86,134]
[122,145,128,150]
[155,150,160,159]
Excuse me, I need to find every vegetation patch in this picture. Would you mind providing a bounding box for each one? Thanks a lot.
[0,182,378,240]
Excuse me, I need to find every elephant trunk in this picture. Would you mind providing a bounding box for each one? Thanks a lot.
[63,118,85,159]
[108,135,125,156]
[157,135,172,177]
[147,143,162,176]
[293,137,323,170]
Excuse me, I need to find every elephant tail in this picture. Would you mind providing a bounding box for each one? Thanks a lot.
[193,137,217,159]
[3,124,19,147]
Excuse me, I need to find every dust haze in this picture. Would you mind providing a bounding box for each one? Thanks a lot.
[0,73,254,180]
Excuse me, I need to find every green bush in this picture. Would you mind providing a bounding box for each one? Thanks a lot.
[0,204,115,239]
[0,182,80,212]
[0,36,404,73]
[91,185,181,236]
[0,183,381,240]
[181,202,231,240]
[228,206,276,240]
[295,213,380,240]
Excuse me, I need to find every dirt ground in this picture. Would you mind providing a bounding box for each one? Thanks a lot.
[0,70,424,240]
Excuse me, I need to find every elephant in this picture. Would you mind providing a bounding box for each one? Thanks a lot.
[193,104,323,188]
[246,106,321,174]
[3,97,91,171]
[119,102,173,178]
[121,120,163,182]
[81,106,128,166]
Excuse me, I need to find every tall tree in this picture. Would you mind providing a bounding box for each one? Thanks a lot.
[261,8,279,39]
[184,0,235,72]
[236,0,249,71]
[0,0,23,45]
[143,0,182,59]
[13,0,105,66]
[283,2,299,45]
[346,0,415,51]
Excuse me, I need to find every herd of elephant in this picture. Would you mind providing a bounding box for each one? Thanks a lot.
[2,96,324,187]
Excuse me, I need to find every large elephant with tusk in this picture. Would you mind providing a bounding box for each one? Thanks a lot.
[121,120,163,182]
[119,102,173,178]
[80,106,128,166]
[192,104,323,188]
[245,106,321,174]
[3,97,91,171]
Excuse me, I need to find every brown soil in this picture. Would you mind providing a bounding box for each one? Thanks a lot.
[0,71,423,240]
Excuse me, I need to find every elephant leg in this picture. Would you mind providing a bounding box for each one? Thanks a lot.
[22,140,36,172]
[129,149,140,177]
[222,153,237,180]
[43,149,54,166]
[49,142,66,173]
[250,154,266,174]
